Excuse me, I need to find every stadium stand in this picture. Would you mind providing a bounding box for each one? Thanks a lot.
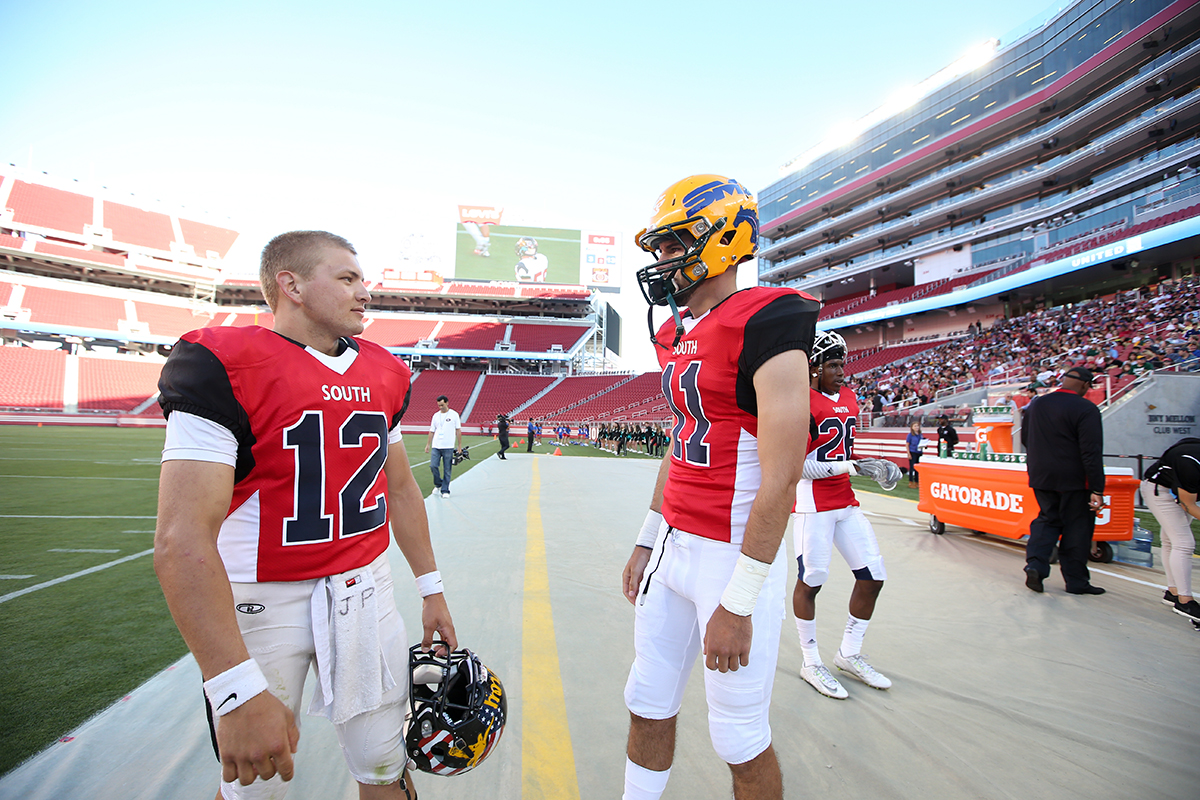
[360,317,438,347]
[78,357,163,411]
[103,201,175,252]
[443,283,518,297]
[32,241,127,268]
[130,301,211,339]
[508,323,590,352]
[844,341,942,373]
[0,347,66,409]
[203,310,275,329]
[466,374,557,423]
[5,180,92,235]
[19,285,125,330]
[563,372,667,421]
[433,319,508,350]
[178,218,239,258]
[406,370,481,423]
[519,374,632,420]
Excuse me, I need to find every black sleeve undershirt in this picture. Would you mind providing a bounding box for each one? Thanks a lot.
[735,292,820,417]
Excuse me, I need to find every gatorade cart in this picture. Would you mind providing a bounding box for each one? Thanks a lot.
[916,453,1140,562]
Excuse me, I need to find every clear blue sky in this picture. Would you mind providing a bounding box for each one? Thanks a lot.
[1,0,1057,368]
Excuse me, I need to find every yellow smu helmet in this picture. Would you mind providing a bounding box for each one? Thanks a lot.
[634,175,759,308]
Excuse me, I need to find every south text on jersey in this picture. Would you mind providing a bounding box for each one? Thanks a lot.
[322,384,372,402]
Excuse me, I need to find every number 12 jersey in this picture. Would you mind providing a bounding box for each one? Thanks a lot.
[158,326,412,582]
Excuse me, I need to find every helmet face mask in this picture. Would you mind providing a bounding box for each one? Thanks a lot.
[406,645,506,776]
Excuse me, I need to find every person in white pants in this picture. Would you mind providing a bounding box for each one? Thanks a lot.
[1140,438,1200,623]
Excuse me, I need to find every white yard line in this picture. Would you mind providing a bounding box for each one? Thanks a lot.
[0,549,155,605]
[0,515,156,519]
[0,475,157,481]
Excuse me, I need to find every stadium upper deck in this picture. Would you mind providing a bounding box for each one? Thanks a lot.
[758,0,1200,345]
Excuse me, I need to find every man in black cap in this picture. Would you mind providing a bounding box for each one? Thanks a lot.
[1021,366,1107,595]
[936,415,959,457]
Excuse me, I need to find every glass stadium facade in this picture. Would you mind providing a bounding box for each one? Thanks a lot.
[758,0,1200,337]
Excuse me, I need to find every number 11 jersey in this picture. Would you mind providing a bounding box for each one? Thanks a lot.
[655,287,819,545]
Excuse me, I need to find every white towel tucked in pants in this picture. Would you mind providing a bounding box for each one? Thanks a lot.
[309,562,397,724]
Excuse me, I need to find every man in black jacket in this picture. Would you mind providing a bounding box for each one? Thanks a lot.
[496,414,510,460]
[1021,366,1107,595]
[936,415,959,456]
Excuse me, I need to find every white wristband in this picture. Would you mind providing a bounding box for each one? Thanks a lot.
[720,553,772,616]
[415,571,443,598]
[203,659,269,717]
[636,510,664,549]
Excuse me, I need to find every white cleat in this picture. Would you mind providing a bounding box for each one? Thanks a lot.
[833,651,892,690]
[801,663,848,699]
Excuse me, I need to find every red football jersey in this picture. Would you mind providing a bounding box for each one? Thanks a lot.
[656,287,819,544]
[158,326,412,582]
[795,386,859,513]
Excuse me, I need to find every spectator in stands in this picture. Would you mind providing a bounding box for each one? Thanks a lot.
[496,413,510,460]
[906,421,927,489]
[1021,366,1107,596]
[425,395,462,498]
[936,415,959,456]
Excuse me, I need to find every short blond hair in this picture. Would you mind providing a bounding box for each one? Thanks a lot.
[259,230,356,311]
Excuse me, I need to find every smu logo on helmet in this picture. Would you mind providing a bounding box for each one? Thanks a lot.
[682,179,750,217]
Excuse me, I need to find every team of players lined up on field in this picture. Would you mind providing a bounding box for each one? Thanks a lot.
[845,273,1200,421]
[482,419,672,456]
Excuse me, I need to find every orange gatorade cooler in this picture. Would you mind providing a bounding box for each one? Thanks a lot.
[972,407,1015,453]
[917,456,1139,548]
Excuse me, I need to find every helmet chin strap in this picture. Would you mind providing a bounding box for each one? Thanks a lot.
[648,294,685,351]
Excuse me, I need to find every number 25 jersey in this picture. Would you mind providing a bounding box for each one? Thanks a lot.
[158,326,412,582]
[655,287,819,545]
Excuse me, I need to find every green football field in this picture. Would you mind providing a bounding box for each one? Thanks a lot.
[0,424,653,776]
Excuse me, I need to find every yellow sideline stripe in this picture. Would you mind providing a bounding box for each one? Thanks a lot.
[521,459,581,799]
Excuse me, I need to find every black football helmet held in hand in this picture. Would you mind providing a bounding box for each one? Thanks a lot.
[405,644,506,776]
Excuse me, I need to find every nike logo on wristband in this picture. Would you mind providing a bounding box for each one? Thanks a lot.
[217,693,237,711]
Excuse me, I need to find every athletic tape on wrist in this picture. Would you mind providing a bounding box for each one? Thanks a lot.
[415,570,443,598]
[719,553,772,616]
[636,510,663,549]
[203,659,269,717]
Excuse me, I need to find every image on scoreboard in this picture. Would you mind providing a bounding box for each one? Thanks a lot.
[455,222,581,284]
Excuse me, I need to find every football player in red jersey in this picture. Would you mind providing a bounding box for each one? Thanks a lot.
[792,330,895,700]
[155,230,456,800]
[620,176,819,800]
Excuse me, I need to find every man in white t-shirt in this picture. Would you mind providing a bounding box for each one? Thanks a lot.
[424,395,462,498]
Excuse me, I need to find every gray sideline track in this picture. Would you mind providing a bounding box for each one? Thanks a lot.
[2,453,1198,799]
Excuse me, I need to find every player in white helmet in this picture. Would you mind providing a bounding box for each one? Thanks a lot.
[792,329,899,699]
[514,236,548,281]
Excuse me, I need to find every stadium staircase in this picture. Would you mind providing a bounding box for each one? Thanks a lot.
[458,373,488,421]
[508,376,565,418]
